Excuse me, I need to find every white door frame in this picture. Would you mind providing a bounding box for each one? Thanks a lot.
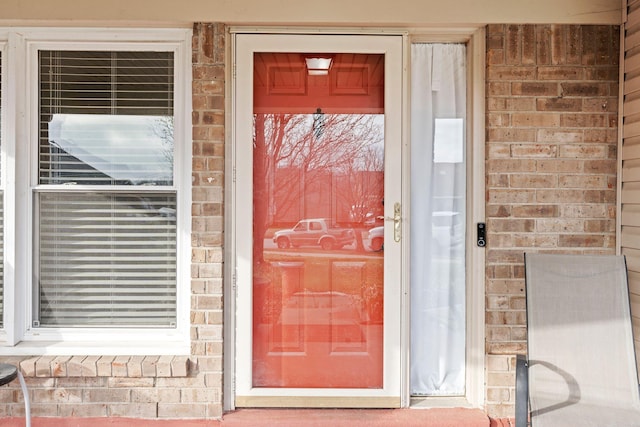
[223,27,486,411]
[229,31,406,408]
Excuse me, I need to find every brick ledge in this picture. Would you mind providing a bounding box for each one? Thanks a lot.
[17,355,191,378]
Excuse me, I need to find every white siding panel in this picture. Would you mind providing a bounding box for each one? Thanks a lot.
[623,158,640,181]
[624,0,640,369]
[625,74,640,96]
[622,247,640,267]
[626,29,640,51]
[621,208,640,226]
[626,51,640,75]
[621,225,640,245]
[622,136,640,159]
[624,96,640,116]
[624,117,640,136]
[621,182,640,204]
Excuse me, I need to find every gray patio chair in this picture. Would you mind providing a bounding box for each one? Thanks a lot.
[0,363,30,427]
[517,253,640,427]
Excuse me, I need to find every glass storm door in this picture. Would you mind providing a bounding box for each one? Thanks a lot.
[234,33,403,407]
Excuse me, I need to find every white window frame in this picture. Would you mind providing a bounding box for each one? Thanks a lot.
[0,28,192,356]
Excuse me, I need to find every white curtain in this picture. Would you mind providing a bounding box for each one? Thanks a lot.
[410,44,466,396]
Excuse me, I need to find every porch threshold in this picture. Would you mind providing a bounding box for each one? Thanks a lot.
[220,408,490,426]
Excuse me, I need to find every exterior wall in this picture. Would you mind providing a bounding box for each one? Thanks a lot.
[0,22,623,422]
[190,22,226,419]
[484,24,620,418]
[0,23,227,421]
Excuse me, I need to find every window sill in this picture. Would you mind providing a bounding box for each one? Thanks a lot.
[11,354,192,378]
[0,339,190,357]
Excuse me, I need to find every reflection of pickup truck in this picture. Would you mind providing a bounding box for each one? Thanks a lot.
[273,218,355,250]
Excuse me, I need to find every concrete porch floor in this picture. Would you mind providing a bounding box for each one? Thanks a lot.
[0,408,513,427]
[219,408,492,426]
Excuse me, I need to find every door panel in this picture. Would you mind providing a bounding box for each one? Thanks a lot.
[234,33,403,406]
[253,53,384,114]
[252,62,384,388]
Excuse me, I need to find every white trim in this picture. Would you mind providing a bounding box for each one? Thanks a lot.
[404,30,485,409]
[0,27,191,43]
[228,26,409,36]
[226,25,487,410]
[466,27,487,409]
[223,26,236,412]
[231,31,405,405]
[0,36,14,345]
[0,339,188,356]
[11,31,29,345]
[400,32,411,409]
[617,2,625,256]
[0,27,192,355]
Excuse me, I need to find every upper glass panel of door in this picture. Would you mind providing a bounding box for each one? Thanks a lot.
[252,52,385,388]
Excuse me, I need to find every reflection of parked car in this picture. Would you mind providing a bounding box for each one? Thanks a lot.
[368,226,384,251]
[277,291,366,344]
[367,211,464,252]
[273,218,355,250]
[364,212,384,226]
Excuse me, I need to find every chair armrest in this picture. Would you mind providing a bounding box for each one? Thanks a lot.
[515,354,529,427]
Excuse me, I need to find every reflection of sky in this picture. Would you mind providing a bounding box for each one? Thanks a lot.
[48,114,173,184]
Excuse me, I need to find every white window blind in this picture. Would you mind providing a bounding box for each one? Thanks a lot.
[39,51,174,186]
[36,50,177,327]
[37,192,176,327]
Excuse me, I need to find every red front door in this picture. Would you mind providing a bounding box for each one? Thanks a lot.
[234,33,403,407]
[252,52,385,388]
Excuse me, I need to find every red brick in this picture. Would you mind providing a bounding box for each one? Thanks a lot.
[487,66,536,80]
[510,144,558,158]
[487,82,511,96]
[536,159,583,173]
[511,113,560,128]
[537,66,582,80]
[506,97,537,111]
[487,159,537,173]
[558,234,606,247]
[537,129,583,143]
[487,219,535,232]
[558,175,608,188]
[509,173,557,188]
[522,26,536,64]
[536,97,582,112]
[511,205,559,217]
[561,82,609,96]
[488,189,536,204]
[536,25,552,65]
[511,82,558,96]
[560,113,609,128]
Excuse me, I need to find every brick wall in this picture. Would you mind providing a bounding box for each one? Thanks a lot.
[0,23,226,421]
[190,21,226,419]
[485,24,619,418]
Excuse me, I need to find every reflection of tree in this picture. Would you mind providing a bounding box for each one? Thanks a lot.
[153,116,174,171]
[340,145,384,222]
[338,145,385,251]
[254,113,383,260]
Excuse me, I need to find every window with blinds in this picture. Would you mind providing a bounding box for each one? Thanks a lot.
[36,50,177,327]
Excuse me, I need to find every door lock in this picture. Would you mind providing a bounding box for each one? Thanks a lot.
[384,202,402,242]
[393,202,401,242]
